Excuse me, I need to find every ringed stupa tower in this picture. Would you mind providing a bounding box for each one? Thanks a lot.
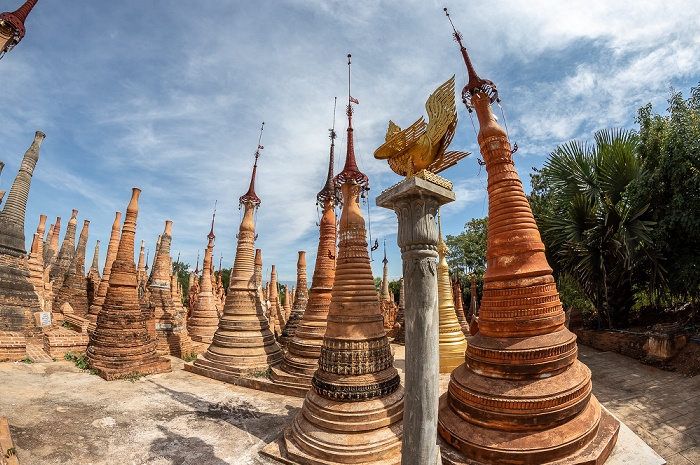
[189,123,283,376]
[269,264,285,335]
[267,55,403,465]
[49,209,78,291]
[54,219,90,316]
[87,211,121,322]
[437,11,619,464]
[0,0,38,59]
[436,212,468,373]
[270,111,339,390]
[86,188,171,380]
[187,214,221,347]
[0,131,44,336]
[278,251,308,347]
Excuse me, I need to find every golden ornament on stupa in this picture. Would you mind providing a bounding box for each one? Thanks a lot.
[437,211,468,373]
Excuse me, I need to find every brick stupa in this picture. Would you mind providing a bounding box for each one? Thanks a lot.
[270,123,339,390]
[86,188,171,380]
[437,212,468,373]
[269,264,285,336]
[437,12,618,464]
[0,0,38,58]
[379,243,398,333]
[452,273,469,336]
[281,248,310,348]
[87,240,100,305]
[265,56,404,464]
[26,214,47,310]
[87,211,121,323]
[187,218,221,347]
[393,278,405,344]
[42,216,60,276]
[54,219,90,316]
[189,126,283,376]
[49,209,78,290]
[145,220,194,357]
[0,131,44,343]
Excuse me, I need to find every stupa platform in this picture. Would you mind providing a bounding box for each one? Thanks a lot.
[185,360,309,398]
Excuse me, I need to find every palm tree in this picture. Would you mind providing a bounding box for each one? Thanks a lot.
[538,129,662,328]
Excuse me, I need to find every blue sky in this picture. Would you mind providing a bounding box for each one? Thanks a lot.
[0,1,698,284]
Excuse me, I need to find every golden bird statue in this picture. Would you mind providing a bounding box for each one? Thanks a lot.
[374,75,469,178]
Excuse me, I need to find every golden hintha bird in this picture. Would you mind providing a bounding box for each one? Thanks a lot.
[374,75,469,177]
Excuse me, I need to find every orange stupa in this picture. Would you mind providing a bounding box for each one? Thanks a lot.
[187,216,222,348]
[269,55,403,464]
[269,264,285,336]
[87,211,121,322]
[85,188,171,380]
[189,124,283,376]
[437,11,619,464]
[270,118,339,390]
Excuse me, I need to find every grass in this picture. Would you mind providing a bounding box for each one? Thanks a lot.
[61,320,74,331]
[20,356,34,364]
[182,352,198,362]
[112,372,147,383]
[64,352,96,374]
[246,367,271,379]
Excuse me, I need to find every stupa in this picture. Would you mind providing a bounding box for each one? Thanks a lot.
[49,209,78,289]
[26,214,46,309]
[87,211,121,322]
[265,55,404,465]
[187,217,221,347]
[270,116,339,390]
[437,11,618,464]
[136,239,147,295]
[54,219,90,316]
[283,285,292,322]
[43,216,59,270]
[436,212,468,373]
[145,221,194,357]
[393,278,405,344]
[379,242,398,332]
[87,240,100,305]
[85,188,171,380]
[269,264,285,335]
[0,131,44,339]
[452,273,469,336]
[0,0,38,59]
[188,123,283,377]
[467,274,478,321]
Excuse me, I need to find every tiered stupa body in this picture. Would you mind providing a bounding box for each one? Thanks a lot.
[88,211,121,322]
[269,265,285,335]
[278,57,404,464]
[54,219,90,316]
[271,126,339,388]
[0,131,44,337]
[436,214,468,373]
[87,240,101,305]
[437,15,618,464]
[393,278,405,344]
[191,130,283,375]
[468,274,478,320]
[26,214,46,309]
[49,209,78,290]
[136,240,147,296]
[187,223,221,346]
[145,221,194,357]
[85,189,171,380]
[379,245,398,332]
[43,216,59,267]
[452,274,469,336]
[283,286,292,322]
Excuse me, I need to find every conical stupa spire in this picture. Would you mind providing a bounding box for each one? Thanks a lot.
[50,209,78,285]
[317,98,340,205]
[187,222,220,344]
[437,12,618,464]
[74,220,89,277]
[87,211,121,321]
[381,239,390,301]
[0,0,38,57]
[239,123,264,207]
[0,131,44,257]
[90,240,100,277]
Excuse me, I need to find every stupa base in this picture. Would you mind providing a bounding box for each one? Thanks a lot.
[438,394,619,465]
[91,357,172,381]
[269,364,313,397]
[439,353,467,374]
[261,425,401,465]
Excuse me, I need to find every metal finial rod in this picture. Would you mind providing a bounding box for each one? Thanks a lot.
[330,97,337,140]
[209,199,217,240]
[255,122,265,162]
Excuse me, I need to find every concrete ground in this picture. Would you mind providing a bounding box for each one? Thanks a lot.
[0,344,697,464]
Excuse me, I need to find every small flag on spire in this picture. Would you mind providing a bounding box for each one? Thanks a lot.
[349,96,359,105]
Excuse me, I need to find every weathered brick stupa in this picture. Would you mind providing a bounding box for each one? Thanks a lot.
[136,239,146,295]
[189,125,283,376]
[26,214,47,309]
[0,0,38,58]
[269,264,285,336]
[270,120,339,390]
[379,243,399,334]
[283,285,292,322]
[146,220,193,357]
[187,219,221,347]
[277,251,308,347]
[0,131,44,339]
[87,240,100,304]
[452,273,469,336]
[436,212,468,373]
[86,188,171,380]
[269,56,403,464]
[49,209,78,290]
[437,11,618,464]
[393,278,405,344]
[87,211,121,323]
[467,274,478,321]
[54,219,90,316]
[43,216,59,271]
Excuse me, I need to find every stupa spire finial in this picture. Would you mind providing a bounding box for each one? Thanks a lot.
[0,0,38,58]
[194,250,200,275]
[333,54,369,191]
[317,98,340,205]
[239,122,264,207]
[208,200,217,241]
[444,8,498,109]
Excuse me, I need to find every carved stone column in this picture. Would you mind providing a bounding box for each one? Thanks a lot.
[377,176,455,465]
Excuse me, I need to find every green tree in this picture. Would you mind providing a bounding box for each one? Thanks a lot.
[445,217,488,306]
[388,279,401,304]
[172,261,190,303]
[632,84,700,302]
[538,128,661,328]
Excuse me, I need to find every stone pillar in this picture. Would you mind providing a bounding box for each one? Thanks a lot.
[377,176,454,465]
